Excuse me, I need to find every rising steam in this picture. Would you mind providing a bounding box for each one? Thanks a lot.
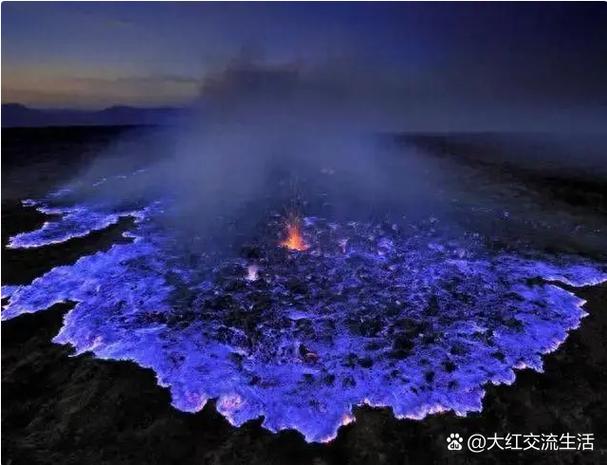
[68,59,459,253]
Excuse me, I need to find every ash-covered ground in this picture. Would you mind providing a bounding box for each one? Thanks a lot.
[2,126,607,464]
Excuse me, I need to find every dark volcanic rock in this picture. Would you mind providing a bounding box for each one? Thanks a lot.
[7,291,605,465]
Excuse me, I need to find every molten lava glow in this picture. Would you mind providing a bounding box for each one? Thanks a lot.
[3,182,607,443]
[280,222,309,251]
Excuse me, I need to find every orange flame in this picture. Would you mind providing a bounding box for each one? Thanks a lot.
[280,221,309,251]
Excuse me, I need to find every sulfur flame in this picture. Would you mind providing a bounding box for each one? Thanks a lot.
[280,222,309,251]
[245,264,259,281]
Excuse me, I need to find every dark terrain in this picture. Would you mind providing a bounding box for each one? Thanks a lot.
[1,104,183,128]
[2,126,606,465]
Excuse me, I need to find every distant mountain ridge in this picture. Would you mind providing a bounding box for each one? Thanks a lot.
[1,103,184,128]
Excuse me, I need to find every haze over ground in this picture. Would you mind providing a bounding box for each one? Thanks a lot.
[2,2,606,132]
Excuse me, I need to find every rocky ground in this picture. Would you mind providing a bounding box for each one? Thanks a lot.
[2,128,606,464]
[2,278,606,465]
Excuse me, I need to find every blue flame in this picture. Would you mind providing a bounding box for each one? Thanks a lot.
[3,187,606,443]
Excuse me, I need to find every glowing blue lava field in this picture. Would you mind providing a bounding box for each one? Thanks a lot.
[3,173,606,443]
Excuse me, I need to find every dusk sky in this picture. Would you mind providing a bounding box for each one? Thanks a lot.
[2,2,606,131]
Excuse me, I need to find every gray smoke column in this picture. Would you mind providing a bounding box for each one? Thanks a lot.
[70,60,457,248]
